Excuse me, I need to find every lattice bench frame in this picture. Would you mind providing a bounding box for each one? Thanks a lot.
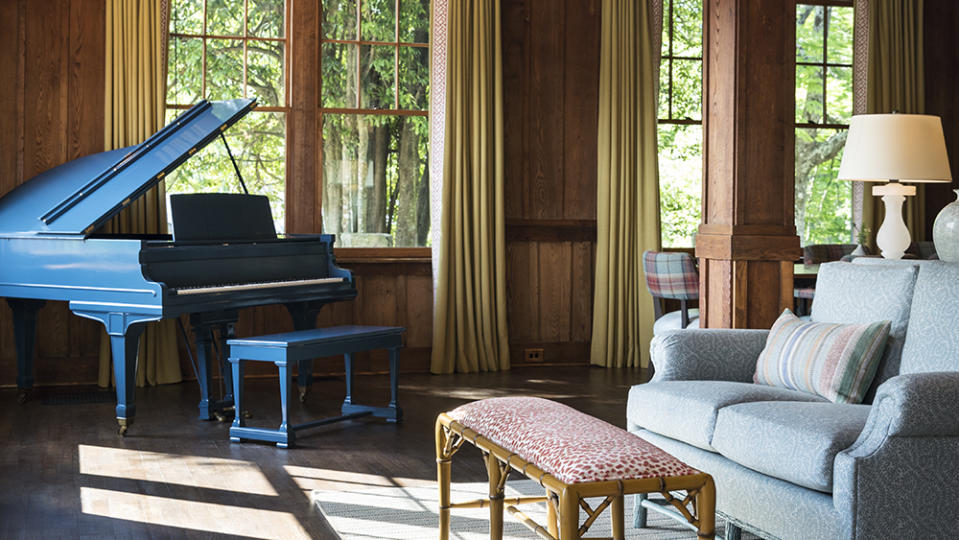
[435,412,716,540]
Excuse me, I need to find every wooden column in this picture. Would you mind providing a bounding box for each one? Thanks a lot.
[696,0,801,329]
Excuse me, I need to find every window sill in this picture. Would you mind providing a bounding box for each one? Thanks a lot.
[334,247,432,263]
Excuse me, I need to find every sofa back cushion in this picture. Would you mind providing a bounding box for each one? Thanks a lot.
[754,310,891,403]
[899,262,959,373]
[811,262,919,402]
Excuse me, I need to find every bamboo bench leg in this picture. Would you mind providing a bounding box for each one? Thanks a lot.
[612,494,625,540]
[487,452,504,540]
[546,490,558,537]
[697,476,717,540]
[559,488,580,540]
[436,421,452,540]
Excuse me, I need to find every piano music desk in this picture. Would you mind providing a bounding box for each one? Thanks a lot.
[227,325,404,448]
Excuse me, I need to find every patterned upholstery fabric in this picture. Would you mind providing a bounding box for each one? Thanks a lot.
[643,251,699,300]
[650,329,770,383]
[899,262,959,374]
[803,244,858,265]
[810,262,918,403]
[447,397,698,484]
[626,381,825,451]
[711,401,870,492]
[652,309,700,334]
[753,310,891,404]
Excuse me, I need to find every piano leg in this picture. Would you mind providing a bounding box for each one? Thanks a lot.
[190,311,239,421]
[285,302,325,403]
[193,324,217,421]
[110,323,145,436]
[7,299,44,404]
[216,322,235,416]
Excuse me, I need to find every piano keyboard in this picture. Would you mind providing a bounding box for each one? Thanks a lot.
[175,277,346,296]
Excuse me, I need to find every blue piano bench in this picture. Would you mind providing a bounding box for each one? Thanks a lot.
[226,325,405,448]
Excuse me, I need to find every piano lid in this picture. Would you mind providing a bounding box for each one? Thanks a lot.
[0,98,256,236]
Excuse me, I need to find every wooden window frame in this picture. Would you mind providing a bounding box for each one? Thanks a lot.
[657,0,703,127]
[795,0,854,130]
[319,0,431,258]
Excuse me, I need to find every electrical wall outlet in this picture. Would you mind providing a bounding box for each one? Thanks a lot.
[524,348,544,362]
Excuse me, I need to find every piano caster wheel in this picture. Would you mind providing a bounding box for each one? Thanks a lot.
[213,410,228,422]
[117,419,129,437]
[16,390,28,405]
[242,410,253,419]
[298,386,309,403]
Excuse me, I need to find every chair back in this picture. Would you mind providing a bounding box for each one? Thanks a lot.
[642,251,699,301]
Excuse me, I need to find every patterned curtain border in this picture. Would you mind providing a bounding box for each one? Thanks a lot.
[852,0,869,238]
[429,0,448,292]
[650,0,663,96]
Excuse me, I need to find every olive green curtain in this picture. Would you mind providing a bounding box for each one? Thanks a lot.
[590,0,661,368]
[429,0,509,374]
[863,0,926,243]
[98,0,182,388]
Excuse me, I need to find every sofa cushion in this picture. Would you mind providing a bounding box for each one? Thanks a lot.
[712,401,870,493]
[626,381,826,452]
[900,262,959,373]
[754,310,891,403]
[810,262,919,402]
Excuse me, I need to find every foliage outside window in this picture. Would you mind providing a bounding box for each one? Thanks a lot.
[658,0,703,248]
[795,2,854,245]
[321,1,430,248]
[166,0,288,232]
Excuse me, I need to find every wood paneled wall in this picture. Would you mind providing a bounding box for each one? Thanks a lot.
[502,0,601,365]
[923,0,959,235]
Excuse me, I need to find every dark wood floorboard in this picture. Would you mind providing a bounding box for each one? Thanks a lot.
[0,366,648,539]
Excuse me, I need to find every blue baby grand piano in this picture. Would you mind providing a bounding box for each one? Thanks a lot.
[0,98,356,435]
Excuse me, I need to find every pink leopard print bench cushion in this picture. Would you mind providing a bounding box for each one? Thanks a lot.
[447,396,699,484]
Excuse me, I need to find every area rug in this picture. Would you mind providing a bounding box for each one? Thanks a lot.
[312,479,748,539]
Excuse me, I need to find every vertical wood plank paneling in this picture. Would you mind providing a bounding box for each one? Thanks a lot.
[562,0,600,220]
[537,242,571,342]
[507,241,540,343]
[404,275,433,348]
[502,0,530,219]
[287,0,319,233]
[23,0,69,179]
[569,240,593,341]
[0,1,20,197]
[528,0,566,219]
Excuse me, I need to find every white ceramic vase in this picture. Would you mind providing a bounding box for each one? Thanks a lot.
[933,189,959,263]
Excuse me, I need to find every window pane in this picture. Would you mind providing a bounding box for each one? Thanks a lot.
[207,0,244,36]
[323,0,357,40]
[795,128,851,245]
[658,60,671,118]
[827,7,854,65]
[661,0,672,57]
[658,123,702,248]
[672,59,702,121]
[361,45,396,109]
[322,114,430,247]
[170,0,203,34]
[826,66,852,124]
[248,0,284,38]
[206,39,245,100]
[165,110,287,233]
[167,36,203,105]
[796,5,825,62]
[322,43,358,108]
[796,64,823,124]
[399,0,429,43]
[671,0,703,57]
[398,46,428,111]
[361,0,395,42]
[247,41,285,106]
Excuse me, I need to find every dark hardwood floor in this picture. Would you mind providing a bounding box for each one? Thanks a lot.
[0,366,648,539]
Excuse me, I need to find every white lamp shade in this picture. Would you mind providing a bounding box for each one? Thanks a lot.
[837,114,953,183]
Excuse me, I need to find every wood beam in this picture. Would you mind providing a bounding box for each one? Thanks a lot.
[697,0,801,329]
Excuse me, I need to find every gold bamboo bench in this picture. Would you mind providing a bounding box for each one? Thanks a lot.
[435,397,715,540]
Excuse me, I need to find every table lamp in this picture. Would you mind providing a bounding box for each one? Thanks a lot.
[837,114,952,259]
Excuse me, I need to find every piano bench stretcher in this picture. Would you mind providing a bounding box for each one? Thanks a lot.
[227,325,405,448]
[436,397,716,540]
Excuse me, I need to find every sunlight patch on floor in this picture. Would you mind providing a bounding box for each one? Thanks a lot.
[80,487,310,539]
[398,385,582,401]
[78,444,278,496]
[284,465,433,493]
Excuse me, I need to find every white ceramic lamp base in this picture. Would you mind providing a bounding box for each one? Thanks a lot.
[872,182,917,259]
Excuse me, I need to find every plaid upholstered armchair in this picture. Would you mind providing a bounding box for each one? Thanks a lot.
[642,251,700,334]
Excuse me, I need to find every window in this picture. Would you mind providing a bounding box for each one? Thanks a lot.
[795,2,855,245]
[166,0,289,232]
[320,1,430,248]
[658,0,703,248]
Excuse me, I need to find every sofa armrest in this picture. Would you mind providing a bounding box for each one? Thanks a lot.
[649,329,768,383]
[833,372,959,539]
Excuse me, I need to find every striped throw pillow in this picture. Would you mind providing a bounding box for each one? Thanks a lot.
[754,310,891,404]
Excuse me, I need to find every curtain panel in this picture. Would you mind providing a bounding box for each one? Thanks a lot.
[429,0,510,374]
[99,0,182,388]
[590,0,662,368]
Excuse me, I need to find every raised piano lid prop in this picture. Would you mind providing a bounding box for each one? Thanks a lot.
[0,99,357,435]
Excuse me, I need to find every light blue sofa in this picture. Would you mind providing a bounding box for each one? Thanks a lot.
[626,260,959,540]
